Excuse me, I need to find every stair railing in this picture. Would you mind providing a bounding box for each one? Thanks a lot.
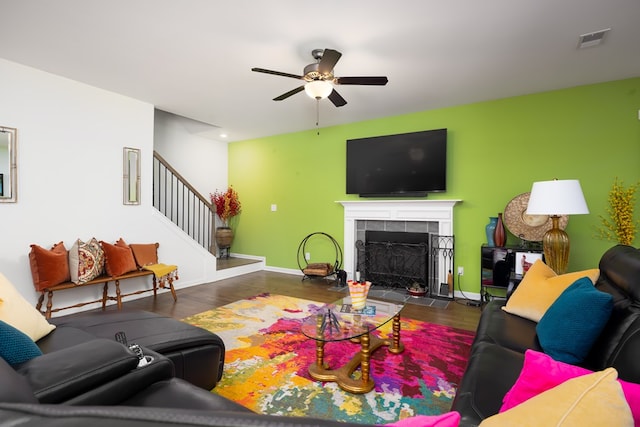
[153,151,216,254]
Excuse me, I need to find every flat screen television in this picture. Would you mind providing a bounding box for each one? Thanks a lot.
[346,128,447,197]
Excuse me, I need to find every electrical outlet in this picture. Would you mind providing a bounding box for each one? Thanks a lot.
[305,252,311,261]
[458,266,464,276]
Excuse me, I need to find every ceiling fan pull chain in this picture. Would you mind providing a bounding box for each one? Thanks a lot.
[316,98,321,135]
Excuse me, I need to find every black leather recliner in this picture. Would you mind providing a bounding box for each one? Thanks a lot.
[0,337,363,426]
[40,309,225,390]
[2,338,245,410]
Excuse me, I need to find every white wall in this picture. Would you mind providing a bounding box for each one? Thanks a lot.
[0,58,218,315]
[154,109,228,199]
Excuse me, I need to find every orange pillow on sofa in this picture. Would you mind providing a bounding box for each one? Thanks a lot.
[29,241,71,292]
[100,240,137,277]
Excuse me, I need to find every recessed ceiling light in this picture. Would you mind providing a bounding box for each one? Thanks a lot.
[219,133,228,138]
[578,28,611,49]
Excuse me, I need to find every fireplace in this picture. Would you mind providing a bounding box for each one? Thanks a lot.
[339,200,461,297]
[359,230,430,289]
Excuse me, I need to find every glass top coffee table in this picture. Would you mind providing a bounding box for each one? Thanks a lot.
[300,295,408,394]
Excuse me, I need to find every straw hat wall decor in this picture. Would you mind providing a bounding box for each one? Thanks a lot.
[503,192,568,241]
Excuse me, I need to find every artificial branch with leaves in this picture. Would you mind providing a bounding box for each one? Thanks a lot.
[596,178,639,246]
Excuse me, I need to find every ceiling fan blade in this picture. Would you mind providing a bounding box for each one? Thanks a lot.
[328,89,347,107]
[318,49,342,75]
[251,67,303,80]
[273,86,305,101]
[335,76,388,85]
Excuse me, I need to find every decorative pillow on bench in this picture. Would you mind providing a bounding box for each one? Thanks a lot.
[129,242,159,267]
[69,237,105,284]
[28,241,71,291]
[100,239,137,277]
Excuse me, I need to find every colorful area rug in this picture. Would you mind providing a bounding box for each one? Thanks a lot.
[182,293,474,425]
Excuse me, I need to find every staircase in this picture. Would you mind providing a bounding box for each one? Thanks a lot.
[152,151,265,277]
[153,151,216,255]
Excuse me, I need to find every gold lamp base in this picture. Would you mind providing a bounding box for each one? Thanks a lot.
[542,216,570,275]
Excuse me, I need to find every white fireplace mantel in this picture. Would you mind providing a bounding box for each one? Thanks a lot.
[337,200,462,279]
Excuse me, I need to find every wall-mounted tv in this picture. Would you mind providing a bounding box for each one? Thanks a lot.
[346,128,447,197]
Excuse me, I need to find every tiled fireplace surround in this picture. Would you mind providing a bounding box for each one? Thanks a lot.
[339,200,461,283]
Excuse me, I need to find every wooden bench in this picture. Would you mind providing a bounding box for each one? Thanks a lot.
[36,269,177,319]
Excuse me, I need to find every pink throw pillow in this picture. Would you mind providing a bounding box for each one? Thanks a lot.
[501,349,640,425]
[383,412,460,427]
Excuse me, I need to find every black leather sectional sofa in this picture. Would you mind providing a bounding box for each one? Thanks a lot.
[5,245,639,426]
[452,244,640,426]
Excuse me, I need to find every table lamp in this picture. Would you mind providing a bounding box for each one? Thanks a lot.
[526,179,589,274]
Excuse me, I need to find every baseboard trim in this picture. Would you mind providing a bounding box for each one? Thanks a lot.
[264,266,302,276]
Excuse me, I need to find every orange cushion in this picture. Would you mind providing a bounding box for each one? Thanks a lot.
[115,237,129,249]
[100,240,137,277]
[29,242,71,291]
[129,243,159,267]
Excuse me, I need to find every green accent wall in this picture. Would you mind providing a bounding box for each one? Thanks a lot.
[229,77,640,293]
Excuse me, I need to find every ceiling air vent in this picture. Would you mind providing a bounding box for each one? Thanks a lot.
[578,28,611,48]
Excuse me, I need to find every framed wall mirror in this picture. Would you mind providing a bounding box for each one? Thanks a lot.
[123,147,141,205]
[0,126,17,203]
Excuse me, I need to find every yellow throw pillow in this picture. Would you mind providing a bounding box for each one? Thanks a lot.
[0,272,56,341]
[479,368,633,427]
[501,260,600,322]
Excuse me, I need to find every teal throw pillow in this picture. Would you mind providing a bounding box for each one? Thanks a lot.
[0,320,43,367]
[536,277,613,364]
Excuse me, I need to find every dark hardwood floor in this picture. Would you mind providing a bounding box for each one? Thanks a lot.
[113,265,482,332]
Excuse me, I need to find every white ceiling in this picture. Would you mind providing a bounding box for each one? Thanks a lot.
[1,0,639,142]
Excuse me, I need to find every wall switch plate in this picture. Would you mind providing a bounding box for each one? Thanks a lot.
[305,252,311,261]
[271,204,277,212]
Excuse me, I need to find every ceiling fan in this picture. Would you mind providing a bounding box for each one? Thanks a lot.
[251,48,388,107]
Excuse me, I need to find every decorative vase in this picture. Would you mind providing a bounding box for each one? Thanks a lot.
[485,217,498,246]
[347,280,371,311]
[215,227,234,256]
[493,213,506,247]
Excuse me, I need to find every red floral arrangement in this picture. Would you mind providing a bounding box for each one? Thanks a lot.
[210,186,241,226]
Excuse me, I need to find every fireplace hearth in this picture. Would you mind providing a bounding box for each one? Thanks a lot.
[339,200,461,298]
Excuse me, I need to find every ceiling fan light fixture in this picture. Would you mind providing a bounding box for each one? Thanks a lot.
[252,48,387,107]
[304,80,333,99]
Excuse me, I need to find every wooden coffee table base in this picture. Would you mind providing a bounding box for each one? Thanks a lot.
[308,313,404,394]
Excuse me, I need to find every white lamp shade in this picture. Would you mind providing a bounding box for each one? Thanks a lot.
[304,80,333,99]
[526,179,589,215]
